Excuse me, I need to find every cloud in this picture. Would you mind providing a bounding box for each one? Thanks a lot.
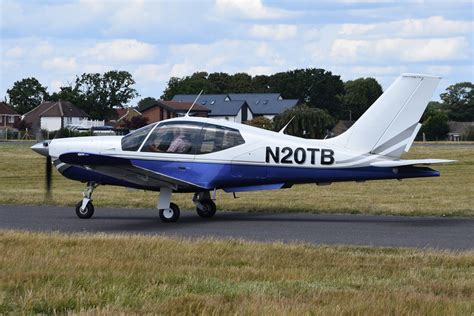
[42,57,78,73]
[50,80,63,92]
[4,47,24,58]
[330,37,469,63]
[134,64,171,82]
[339,16,473,38]
[249,24,297,40]
[214,0,296,20]
[83,39,157,62]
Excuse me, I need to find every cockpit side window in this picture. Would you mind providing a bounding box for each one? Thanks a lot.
[141,122,202,154]
[121,124,155,151]
[195,124,245,154]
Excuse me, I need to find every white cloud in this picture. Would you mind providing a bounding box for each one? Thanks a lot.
[42,57,78,72]
[250,24,297,40]
[330,37,469,63]
[4,47,24,58]
[134,64,171,82]
[339,16,473,38]
[245,66,276,76]
[425,65,452,76]
[83,39,157,62]
[214,0,295,20]
[50,80,63,92]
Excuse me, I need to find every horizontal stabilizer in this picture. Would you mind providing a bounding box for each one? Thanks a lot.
[371,159,455,167]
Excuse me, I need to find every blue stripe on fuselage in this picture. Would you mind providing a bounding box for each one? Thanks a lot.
[131,160,440,189]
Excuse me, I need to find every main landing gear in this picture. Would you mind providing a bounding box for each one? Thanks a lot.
[156,188,217,223]
[74,183,218,223]
[75,181,98,219]
[193,191,216,218]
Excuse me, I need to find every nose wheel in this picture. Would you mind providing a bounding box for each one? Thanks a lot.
[75,201,94,219]
[75,182,98,219]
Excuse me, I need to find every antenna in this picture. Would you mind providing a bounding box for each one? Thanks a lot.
[185,90,204,117]
[278,116,295,134]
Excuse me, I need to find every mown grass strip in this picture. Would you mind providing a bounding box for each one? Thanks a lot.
[0,230,473,314]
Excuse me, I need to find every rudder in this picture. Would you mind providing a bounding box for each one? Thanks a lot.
[331,74,441,158]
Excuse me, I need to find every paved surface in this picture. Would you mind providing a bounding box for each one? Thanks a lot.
[1,204,472,250]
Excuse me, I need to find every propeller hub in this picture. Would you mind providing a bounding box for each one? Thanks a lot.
[31,141,50,157]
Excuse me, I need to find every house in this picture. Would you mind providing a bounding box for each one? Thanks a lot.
[23,100,103,132]
[447,121,474,141]
[0,102,20,130]
[171,93,298,122]
[110,107,143,126]
[141,100,210,123]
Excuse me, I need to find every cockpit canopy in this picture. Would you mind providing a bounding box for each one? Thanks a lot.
[121,121,245,154]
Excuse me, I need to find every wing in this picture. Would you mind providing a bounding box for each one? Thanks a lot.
[59,152,206,191]
[370,159,455,167]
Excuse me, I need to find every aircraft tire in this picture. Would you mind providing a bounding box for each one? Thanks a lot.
[75,201,94,219]
[159,203,180,222]
[196,198,216,218]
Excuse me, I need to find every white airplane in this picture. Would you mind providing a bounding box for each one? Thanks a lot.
[32,73,453,222]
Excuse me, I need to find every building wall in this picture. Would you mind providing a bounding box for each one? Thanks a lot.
[210,110,241,123]
[41,117,62,131]
[142,106,177,123]
[40,117,104,131]
[0,115,20,128]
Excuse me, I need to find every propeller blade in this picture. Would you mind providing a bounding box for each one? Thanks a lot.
[45,155,52,197]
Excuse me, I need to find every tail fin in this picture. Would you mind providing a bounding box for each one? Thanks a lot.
[331,73,441,158]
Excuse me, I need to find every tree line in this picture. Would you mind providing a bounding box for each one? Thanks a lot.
[4,69,473,140]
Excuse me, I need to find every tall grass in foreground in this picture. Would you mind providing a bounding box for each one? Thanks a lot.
[0,143,473,216]
[0,230,473,314]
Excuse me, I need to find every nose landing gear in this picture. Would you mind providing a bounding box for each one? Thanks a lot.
[75,182,98,219]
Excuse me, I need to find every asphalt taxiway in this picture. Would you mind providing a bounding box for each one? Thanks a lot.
[1,204,472,250]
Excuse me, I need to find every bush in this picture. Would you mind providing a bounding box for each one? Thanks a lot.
[244,116,273,130]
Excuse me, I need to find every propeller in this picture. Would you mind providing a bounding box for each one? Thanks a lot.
[45,154,52,197]
[31,141,52,199]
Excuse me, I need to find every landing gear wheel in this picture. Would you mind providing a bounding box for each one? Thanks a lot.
[159,202,180,222]
[196,198,216,218]
[75,201,94,219]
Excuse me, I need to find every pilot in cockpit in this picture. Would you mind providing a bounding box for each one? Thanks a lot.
[166,127,191,153]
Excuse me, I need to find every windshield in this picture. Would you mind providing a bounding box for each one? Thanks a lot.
[121,124,156,151]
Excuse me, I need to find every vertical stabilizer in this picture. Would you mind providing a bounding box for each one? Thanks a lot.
[331,74,440,158]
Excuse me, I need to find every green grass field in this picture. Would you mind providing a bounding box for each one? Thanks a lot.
[0,142,473,216]
[1,230,472,314]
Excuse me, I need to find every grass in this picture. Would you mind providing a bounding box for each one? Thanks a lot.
[0,142,473,216]
[0,230,473,314]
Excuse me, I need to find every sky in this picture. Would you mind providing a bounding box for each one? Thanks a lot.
[1,0,473,105]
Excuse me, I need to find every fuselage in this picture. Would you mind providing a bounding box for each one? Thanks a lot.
[40,116,439,192]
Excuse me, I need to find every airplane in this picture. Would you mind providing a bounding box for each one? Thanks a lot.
[31,73,454,222]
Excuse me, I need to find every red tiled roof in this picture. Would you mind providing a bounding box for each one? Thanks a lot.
[0,102,20,116]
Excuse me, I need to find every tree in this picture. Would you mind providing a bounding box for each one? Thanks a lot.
[7,77,49,114]
[50,71,139,120]
[244,116,273,130]
[137,97,157,111]
[160,69,345,117]
[267,69,345,117]
[420,111,449,141]
[440,82,474,121]
[341,77,383,121]
[273,104,335,139]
